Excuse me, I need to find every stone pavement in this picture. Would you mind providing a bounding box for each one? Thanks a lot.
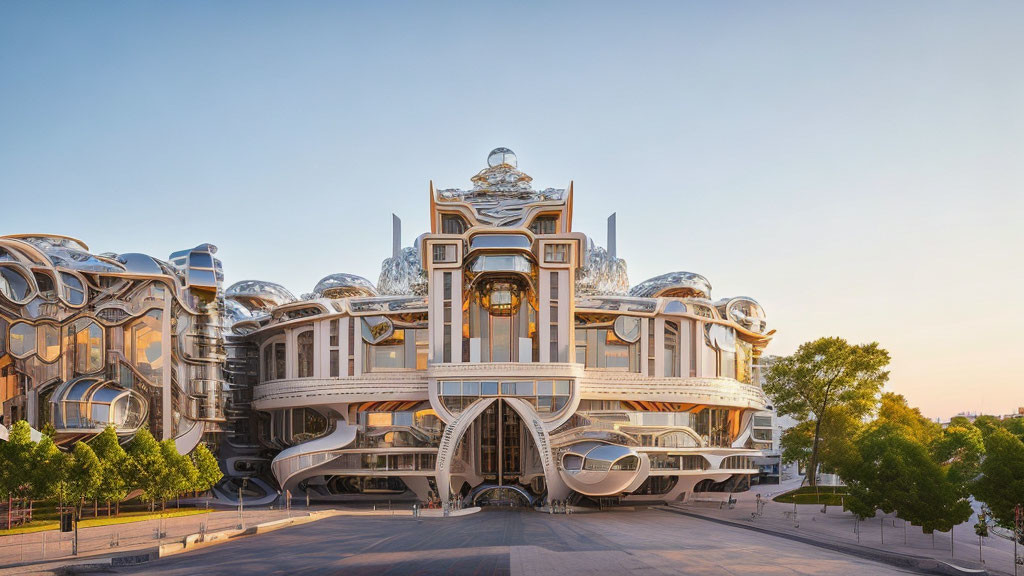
[0,506,310,572]
[108,507,923,575]
[674,478,1020,576]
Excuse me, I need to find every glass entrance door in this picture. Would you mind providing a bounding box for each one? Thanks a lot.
[477,400,523,482]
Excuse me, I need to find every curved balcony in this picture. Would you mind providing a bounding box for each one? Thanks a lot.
[578,373,768,411]
[427,362,585,382]
[253,372,428,411]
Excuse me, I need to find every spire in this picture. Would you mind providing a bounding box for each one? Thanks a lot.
[392,214,402,259]
[607,213,617,259]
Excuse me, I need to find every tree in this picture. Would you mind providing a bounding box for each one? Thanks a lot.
[126,428,166,511]
[842,423,971,535]
[875,393,941,445]
[34,435,70,505]
[64,443,102,518]
[0,421,35,501]
[158,440,197,509]
[90,426,129,516]
[1000,417,1024,442]
[972,415,1001,438]
[764,337,890,486]
[191,443,223,496]
[933,420,985,495]
[972,428,1024,530]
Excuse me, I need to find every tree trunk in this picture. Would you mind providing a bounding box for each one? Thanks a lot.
[807,417,824,487]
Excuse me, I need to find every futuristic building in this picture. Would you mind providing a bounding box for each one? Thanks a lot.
[218,148,776,506]
[0,235,225,453]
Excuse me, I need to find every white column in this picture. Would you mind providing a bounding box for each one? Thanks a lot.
[538,270,551,363]
[352,319,363,376]
[694,321,705,378]
[339,317,350,377]
[557,270,570,363]
[654,317,666,378]
[640,318,649,377]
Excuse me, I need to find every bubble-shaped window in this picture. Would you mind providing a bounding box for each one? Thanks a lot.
[38,324,60,362]
[130,311,163,384]
[73,319,104,374]
[9,323,36,357]
[0,266,32,303]
[60,273,85,305]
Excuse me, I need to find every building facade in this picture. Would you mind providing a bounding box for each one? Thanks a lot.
[219,148,775,506]
[1,148,775,506]
[0,236,225,453]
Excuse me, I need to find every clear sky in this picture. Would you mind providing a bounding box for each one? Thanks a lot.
[1,1,1021,420]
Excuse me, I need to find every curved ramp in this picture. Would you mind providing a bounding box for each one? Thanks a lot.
[174,420,206,454]
[436,398,496,502]
[270,423,358,490]
[212,476,279,506]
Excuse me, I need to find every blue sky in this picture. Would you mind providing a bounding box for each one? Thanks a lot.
[1,1,1021,419]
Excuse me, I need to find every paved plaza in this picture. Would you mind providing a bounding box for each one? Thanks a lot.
[107,507,920,576]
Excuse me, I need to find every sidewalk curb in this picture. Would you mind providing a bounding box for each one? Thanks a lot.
[6,510,342,574]
[657,506,989,576]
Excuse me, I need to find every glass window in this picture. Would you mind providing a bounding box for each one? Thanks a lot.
[441,214,467,234]
[441,381,461,396]
[130,311,162,383]
[60,273,85,305]
[0,267,31,303]
[529,216,558,235]
[501,381,516,395]
[274,342,286,380]
[544,244,568,263]
[74,319,104,374]
[263,345,273,381]
[9,322,36,356]
[536,380,553,395]
[462,381,479,396]
[664,321,679,377]
[516,381,533,396]
[330,319,339,347]
[470,234,531,250]
[330,350,340,377]
[554,380,571,395]
[481,381,498,396]
[38,324,60,362]
[432,244,456,263]
[297,330,314,378]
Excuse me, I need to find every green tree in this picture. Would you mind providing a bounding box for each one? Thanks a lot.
[64,443,102,518]
[972,428,1024,530]
[90,426,129,516]
[0,421,35,500]
[191,443,223,496]
[158,440,197,509]
[126,428,166,510]
[35,435,70,505]
[764,337,890,486]
[875,393,941,445]
[933,420,985,495]
[1000,417,1024,442]
[842,423,971,534]
[972,415,1001,438]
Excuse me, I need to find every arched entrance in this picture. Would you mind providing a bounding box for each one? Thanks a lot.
[470,484,535,507]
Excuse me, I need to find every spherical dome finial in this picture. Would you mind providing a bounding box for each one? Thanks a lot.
[487,147,517,168]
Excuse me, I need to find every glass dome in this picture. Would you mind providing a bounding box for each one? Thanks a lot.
[487,147,517,168]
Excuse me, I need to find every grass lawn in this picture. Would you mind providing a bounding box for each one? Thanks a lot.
[772,485,848,506]
[0,507,211,537]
